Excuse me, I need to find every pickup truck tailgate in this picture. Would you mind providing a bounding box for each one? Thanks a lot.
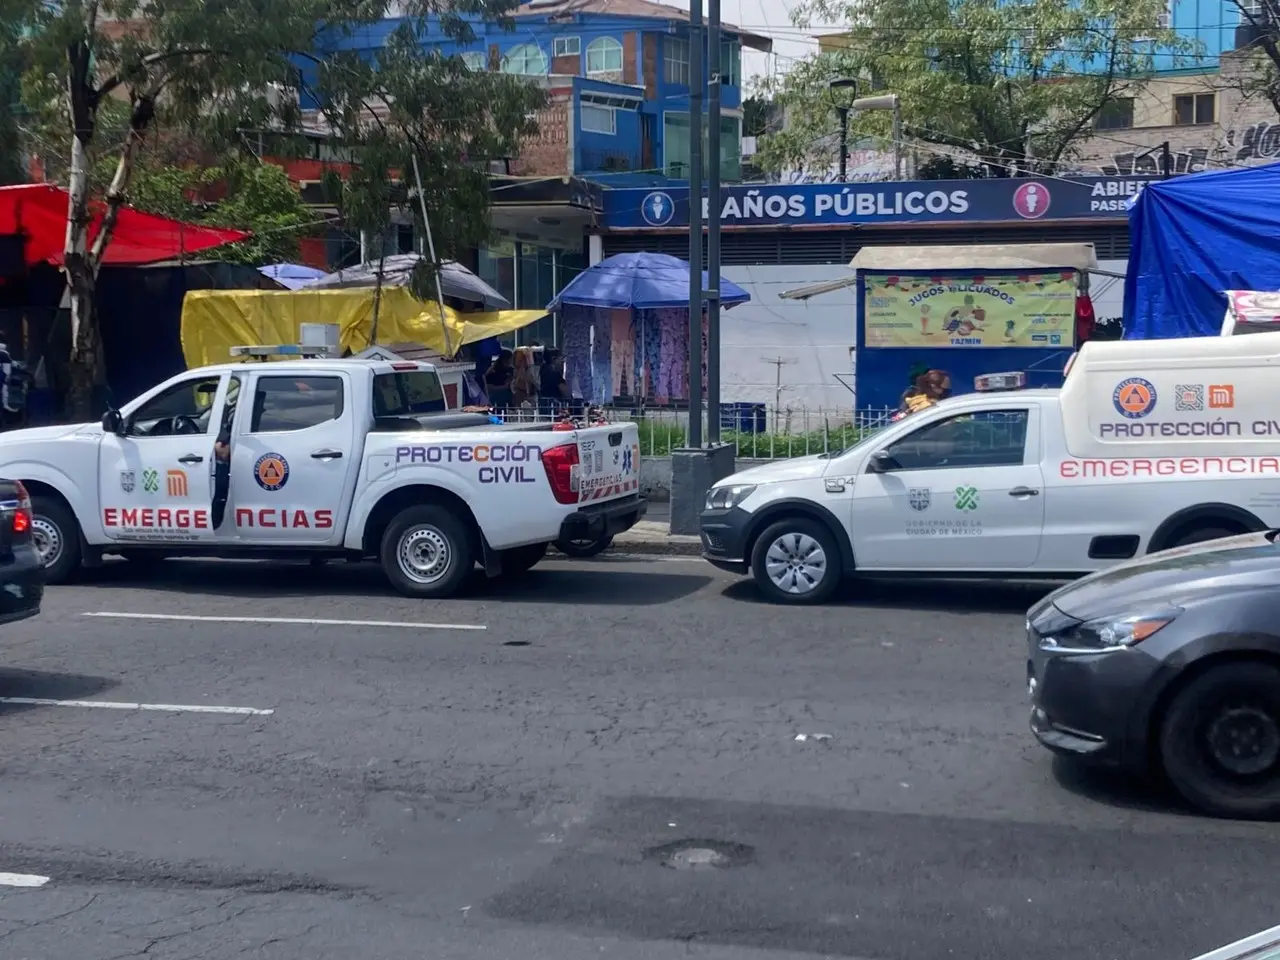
[576,422,641,503]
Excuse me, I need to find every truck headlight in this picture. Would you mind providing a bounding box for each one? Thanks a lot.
[705,484,756,511]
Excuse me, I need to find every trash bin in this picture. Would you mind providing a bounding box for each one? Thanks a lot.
[720,402,766,434]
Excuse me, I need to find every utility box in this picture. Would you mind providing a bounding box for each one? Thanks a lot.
[300,323,341,358]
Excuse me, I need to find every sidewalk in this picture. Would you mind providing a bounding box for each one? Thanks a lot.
[613,502,702,556]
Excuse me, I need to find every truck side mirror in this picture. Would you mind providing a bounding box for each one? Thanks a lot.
[101,409,124,435]
[867,450,899,473]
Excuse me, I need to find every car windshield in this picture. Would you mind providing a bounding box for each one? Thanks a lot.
[821,406,916,458]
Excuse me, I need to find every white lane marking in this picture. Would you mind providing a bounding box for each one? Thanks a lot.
[0,873,50,887]
[82,612,486,631]
[0,698,273,716]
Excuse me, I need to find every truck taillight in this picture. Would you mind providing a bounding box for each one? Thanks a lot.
[542,443,580,504]
[12,481,31,537]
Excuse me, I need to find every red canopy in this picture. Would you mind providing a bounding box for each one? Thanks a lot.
[0,182,250,268]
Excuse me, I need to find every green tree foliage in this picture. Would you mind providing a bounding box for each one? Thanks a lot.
[0,1,28,185]
[118,159,316,266]
[754,0,1193,179]
[13,0,544,416]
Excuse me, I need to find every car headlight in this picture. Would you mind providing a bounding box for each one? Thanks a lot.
[705,484,757,511]
[1047,608,1181,651]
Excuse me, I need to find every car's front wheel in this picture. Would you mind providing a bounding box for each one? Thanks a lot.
[749,517,843,605]
[1160,661,1280,819]
[30,495,81,584]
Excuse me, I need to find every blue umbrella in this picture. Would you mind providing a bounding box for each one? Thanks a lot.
[259,263,327,290]
[547,252,751,311]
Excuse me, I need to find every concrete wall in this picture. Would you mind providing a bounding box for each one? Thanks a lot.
[719,265,858,413]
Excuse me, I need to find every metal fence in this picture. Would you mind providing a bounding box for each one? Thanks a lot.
[495,405,902,460]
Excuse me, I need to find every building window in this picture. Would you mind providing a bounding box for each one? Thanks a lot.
[553,36,580,57]
[720,39,740,87]
[1094,98,1134,130]
[502,43,548,75]
[581,103,617,134]
[1174,93,1215,126]
[586,36,623,75]
[663,112,740,179]
[665,37,690,85]
[460,51,486,71]
[719,114,742,180]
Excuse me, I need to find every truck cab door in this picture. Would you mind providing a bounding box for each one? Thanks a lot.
[850,406,1045,570]
[225,370,357,545]
[98,372,230,544]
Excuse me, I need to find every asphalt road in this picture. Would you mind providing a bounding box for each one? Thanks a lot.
[0,554,1277,960]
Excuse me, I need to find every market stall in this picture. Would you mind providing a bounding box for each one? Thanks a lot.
[781,242,1101,409]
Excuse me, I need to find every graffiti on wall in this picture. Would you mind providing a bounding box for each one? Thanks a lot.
[1097,121,1280,176]
[1224,122,1280,161]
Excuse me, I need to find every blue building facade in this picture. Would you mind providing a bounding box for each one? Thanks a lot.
[305,0,772,187]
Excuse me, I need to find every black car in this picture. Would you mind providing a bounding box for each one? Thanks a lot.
[1027,531,1280,820]
[0,480,44,625]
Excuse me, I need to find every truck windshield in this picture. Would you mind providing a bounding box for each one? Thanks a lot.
[373,371,446,416]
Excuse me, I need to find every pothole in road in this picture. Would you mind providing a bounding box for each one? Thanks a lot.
[644,839,754,870]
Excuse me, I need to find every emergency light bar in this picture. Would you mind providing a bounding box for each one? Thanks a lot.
[229,343,341,361]
[974,371,1027,392]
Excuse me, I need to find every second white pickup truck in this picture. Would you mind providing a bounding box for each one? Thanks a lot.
[0,355,645,597]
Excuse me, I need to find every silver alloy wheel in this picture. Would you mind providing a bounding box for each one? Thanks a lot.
[397,524,452,585]
[764,532,827,595]
[31,516,63,569]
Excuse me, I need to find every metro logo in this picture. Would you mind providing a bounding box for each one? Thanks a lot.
[235,508,334,529]
[103,507,209,529]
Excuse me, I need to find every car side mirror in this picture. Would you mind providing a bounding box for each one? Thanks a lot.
[101,409,124,435]
[867,450,900,473]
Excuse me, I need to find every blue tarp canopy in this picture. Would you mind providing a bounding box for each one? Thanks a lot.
[548,252,751,310]
[1124,163,1280,339]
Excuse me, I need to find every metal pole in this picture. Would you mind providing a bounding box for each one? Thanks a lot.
[1161,140,1172,179]
[837,107,849,182]
[706,0,721,444]
[687,0,703,448]
[892,100,902,180]
[411,153,453,358]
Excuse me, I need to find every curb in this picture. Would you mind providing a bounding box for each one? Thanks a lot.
[609,537,703,557]
[546,537,703,559]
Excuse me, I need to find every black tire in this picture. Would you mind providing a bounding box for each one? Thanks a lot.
[749,517,843,605]
[379,504,475,599]
[554,535,613,558]
[1168,525,1240,549]
[1159,661,1280,820]
[501,542,548,575]
[30,495,81,584]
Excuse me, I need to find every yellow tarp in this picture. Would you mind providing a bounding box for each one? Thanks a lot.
[180,287,545,367]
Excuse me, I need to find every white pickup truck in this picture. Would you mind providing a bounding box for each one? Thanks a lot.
[0,356,645,597]
[701,331,1280,603]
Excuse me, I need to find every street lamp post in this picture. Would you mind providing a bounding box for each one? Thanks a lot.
[850,93,902,180]
[828,78,857,182]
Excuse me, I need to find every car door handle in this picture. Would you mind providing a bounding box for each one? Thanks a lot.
[1009,486,1040,497]
[178,454,204,464]
[311,449,343,460]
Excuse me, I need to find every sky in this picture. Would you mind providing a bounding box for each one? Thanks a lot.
[678,0,842,89]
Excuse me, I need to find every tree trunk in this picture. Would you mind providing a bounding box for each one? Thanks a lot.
[64,131,99,422]
[63,85,155,421]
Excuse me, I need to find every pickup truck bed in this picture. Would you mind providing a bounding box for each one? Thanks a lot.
[373,413,552,433]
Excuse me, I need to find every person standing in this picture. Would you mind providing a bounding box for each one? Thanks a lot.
[485,349,515,410]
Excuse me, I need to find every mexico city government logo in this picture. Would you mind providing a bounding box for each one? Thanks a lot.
[641,191,676,226]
